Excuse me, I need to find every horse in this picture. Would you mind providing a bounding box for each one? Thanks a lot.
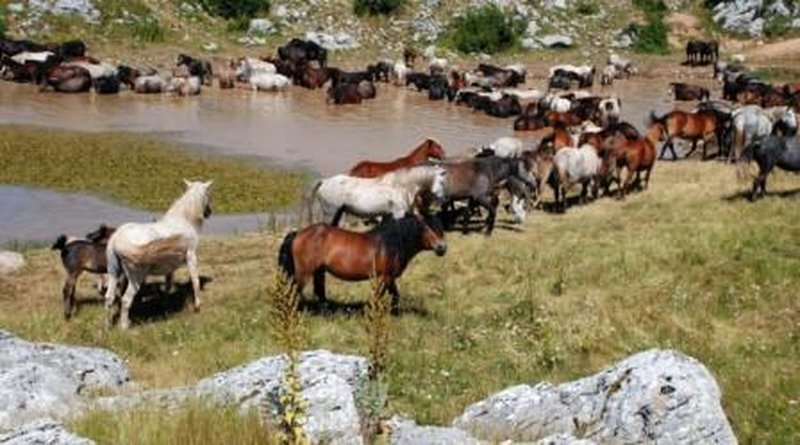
[168,76,202,96]
[250,73,290,92]
[650,110,726,160]
[278,38,328,68]
[63,59,117,80]
[176,54,213,86]
[134,75,169,94]
[366,61,392,82]
[548,144,603,212]
[52,225,116,320]
[438,156,536,234]
[670,82,710,101]
[40,65,91,93]
[94,75,121,94]
[104,180,213,330]
[234,57,276,81]
[295,63,329,89]
[357,80,377,100]
[348,138,446,178]
[327,82,362,104]
[307,165,447,225]
[278,213,446,311]
[728,105,798,162]
[741,135,800,200]
[608,53,635,77]
[602,125,660,198]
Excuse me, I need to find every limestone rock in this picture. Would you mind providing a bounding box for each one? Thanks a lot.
[454,349,736,444]
[0,419,95,445]
[0,252,24,276]
[537,34,574,48]
[0,331,130,429]
[390,417,486,445]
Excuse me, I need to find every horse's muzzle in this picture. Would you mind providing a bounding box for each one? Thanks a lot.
[204,205,212,218]
[434,243,447,256]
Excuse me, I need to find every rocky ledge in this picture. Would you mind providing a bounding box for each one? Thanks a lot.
[0,330,736,444]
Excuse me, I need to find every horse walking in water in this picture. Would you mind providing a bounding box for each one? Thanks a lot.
[741,135,800,200]
[104,180,212,329]
[308,165,447,225]
[52,225,116,319]
[278,213,447,311]
[348,139,446,178]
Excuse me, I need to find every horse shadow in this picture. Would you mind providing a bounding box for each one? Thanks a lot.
[723,187,800,202]
[299,298,430,318]
[128,276,214,324]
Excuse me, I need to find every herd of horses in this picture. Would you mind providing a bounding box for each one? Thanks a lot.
[15,34,797,327]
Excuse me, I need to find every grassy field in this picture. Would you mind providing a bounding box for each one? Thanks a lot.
[1,158,799,443]
[0,126,308,214]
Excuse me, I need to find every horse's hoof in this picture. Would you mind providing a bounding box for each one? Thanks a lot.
[193,304,202,313]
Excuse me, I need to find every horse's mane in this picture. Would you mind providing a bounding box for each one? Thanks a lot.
[164,184,209,228]
[369,215,442,265]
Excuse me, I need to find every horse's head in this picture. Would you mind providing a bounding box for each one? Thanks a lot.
[429,165,447,202]
[416,213,447,256]
[425,138,446,160]
[86,224,116,244]
[173,179,214,225]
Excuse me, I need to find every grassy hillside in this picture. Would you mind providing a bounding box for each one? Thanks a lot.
[1,159,798,443]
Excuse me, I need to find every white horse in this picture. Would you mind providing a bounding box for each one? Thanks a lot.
[10,51,54,64]
[392,59,409,86]
[134,75,170,94]
[168,76,201,96]
[484,137,523,158]
[235,57,276,80]
[104,180,212,329]
[309,165,446,225]
[552,144,602,211]
[63,60,117,79]
[250,73,290,92]
[730,105,798,161]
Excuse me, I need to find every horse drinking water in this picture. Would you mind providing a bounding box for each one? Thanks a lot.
[104,180,212,329]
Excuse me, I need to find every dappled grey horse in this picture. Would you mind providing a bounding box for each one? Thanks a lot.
[741,135,800,200]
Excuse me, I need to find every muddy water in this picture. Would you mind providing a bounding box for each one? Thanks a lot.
[0,78,675,241]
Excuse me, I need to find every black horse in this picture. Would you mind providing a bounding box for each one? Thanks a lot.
[176,53,213,85]
[278,38,328,68]
[741,135,800,201]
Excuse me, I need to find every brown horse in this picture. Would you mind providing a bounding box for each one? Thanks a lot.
[40,64,91,93]
[52,225,116,319]
[348,138,446,178]
[650,110,725,160]
[579,121,641,151]
[602,125,660,198]
[296,63,329,89]
[278,214,447,310]
[541,123,574,151]
[546,111,583,127]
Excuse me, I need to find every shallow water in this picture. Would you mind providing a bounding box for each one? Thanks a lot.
[0,77,676,241]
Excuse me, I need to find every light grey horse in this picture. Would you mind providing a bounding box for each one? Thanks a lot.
[728,105,797,162]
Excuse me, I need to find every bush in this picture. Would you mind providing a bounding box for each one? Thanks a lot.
[629,0,669,54]
[448,5,519,54]
[764,16,791,39]
[353,0,405,16]
[132,17,165,43]
[0,4,7,37]
[200,0,269,20]
[575,0,599,16]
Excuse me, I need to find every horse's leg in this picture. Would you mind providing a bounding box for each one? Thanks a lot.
[104,272,120,329]
[620,169,633,199]
[187,249,202,312]
[475,195,497,234]
[644,167,653,190]
[119,272,142,330]
[163,273,173,295]
[62,271,79,320]
[330,206,346,227]
[686,139,698,158]
[386,280,401,314]
[312,268,327,303]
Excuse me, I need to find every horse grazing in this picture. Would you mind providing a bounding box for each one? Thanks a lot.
[52,225,116,319]
[176,54,213,86]
[104,180,212,329]
[602,125,660,198]
[348,139,446,178]
[741,135,800,200]
[308,165,447,225]
[278,213,446,311]
[650,110,726,160]
[438,156,536,234]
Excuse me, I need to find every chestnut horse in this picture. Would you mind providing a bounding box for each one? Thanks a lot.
[602,125,660,198]
[278,214,447,310]
[348,138,446,178]
[650,110,726,160]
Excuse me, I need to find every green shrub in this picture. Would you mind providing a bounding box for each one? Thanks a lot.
[629,0,669,54]
[353,0,405,16]
[575,0,599,16]
[132,17,165,43]
[0,3,7,37]
[200,0,269,20]
[448,5,519,54]
[764,16,792,39]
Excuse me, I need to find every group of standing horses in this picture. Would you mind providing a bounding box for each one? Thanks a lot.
[30,34,800,328]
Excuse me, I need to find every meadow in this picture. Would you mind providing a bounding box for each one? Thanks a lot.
[1,154,798,443]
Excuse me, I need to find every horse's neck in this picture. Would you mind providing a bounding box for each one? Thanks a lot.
[408,143,429,162]
[163,194,203,231]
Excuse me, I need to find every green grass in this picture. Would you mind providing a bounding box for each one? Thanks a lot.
[71,400,275,445]
[2,160,799,442]
[0,126,308,214]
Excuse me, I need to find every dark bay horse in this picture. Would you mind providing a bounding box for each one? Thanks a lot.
[741,135,800,200]
[278,214,447,311]
[348,138,446,178]
[52,225,116,319]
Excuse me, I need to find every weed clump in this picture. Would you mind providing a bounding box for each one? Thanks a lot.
[353,0,405,16]
[446,5,520,54]
[629,0,669,54]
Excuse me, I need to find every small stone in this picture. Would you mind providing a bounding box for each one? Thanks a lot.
[0,251,24,276]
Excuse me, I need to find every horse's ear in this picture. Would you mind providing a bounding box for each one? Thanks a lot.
[204,180,214,189]
[183,178,192,188]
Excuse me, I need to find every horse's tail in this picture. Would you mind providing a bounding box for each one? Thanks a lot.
[278,230,298,279]
[737,139,760,181]
[106,243,123,280]
[303,179,323,225]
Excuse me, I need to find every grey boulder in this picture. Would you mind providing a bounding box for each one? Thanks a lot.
[0,252,24,276]
[0,331,130,429]
[0,419,94,445]
[537,34,574,48]
[454,349,736,444]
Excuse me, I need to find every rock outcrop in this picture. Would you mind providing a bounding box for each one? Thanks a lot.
[454,349,736,444]
[0,419,95,445]
[0,331,130,429]
[0,252,24,276]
